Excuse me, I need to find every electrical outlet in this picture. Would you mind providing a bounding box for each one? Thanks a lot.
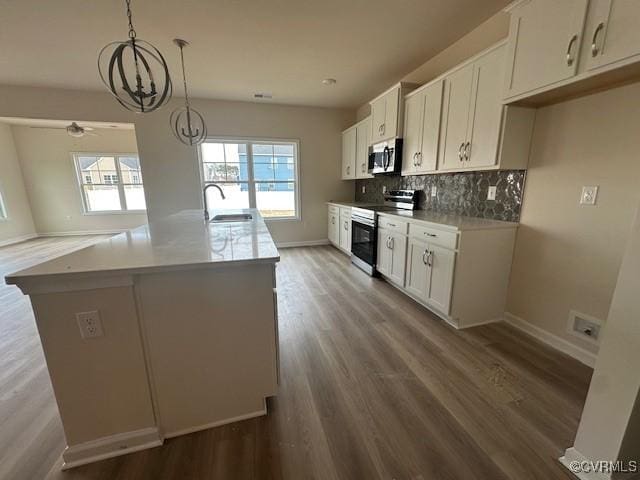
[487,186,497,201]
[431,186,437,198]
[76,311,104,339]
[580,186,599,205]
[382,186,387,194]
[361,185,366,194]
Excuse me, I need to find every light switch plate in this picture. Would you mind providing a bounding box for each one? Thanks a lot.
[487,186,497,201]
[580,186,599,205]
[76,310,104,339]
[431,186,437,198]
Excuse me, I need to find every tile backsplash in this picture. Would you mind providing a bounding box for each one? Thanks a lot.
[355,170,527,222]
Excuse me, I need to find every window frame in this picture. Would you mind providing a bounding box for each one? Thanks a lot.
[198,137,301,222]
[72,152,146,215]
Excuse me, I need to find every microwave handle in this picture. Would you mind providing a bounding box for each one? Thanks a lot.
[383,146,390,170]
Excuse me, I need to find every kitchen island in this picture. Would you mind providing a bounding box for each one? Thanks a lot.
[5,209,280,469]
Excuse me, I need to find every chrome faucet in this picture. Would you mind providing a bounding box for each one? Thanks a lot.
[203,183,226,221]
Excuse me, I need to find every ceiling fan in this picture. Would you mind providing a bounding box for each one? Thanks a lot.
[29,122,98,138]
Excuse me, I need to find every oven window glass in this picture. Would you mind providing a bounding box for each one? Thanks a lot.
[351,221,375,265]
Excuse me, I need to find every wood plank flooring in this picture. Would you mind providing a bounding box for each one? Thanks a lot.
[0,241,592,480]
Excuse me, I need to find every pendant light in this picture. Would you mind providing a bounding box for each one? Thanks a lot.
[169,39,207,146]
[98,0,172,113]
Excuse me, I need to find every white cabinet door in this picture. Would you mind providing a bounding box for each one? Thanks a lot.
[355,117,373,179]
[466,47,504,169]
[370,96,387,144]
[339,213,351,253]
[439,64,474,171]
[415,80,443,174]
[387,231,407,287]
[341,127,356,179]
[405,237,430,300]
[401,92,424,176]
[328,211,339,246]
[585,0,640,71]
[376,229,392,276]
[383,87,399,143]
[426,244,455,315]
[504,0,589,99]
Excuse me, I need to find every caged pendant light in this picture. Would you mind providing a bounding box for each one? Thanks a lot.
[98,0,172,113]
[169,39,207,146]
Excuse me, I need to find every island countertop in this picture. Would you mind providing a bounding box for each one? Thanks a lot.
[5,209,279,284]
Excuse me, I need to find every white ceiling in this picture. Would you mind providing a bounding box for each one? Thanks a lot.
[0,0,508,109]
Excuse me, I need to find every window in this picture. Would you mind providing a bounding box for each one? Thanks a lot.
[200,139,299,219]
[0,191,7,220]
[74,154,146,212]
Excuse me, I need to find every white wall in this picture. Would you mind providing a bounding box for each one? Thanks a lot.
[507,82,640,356]
[0,123,36,244]
[0,86,356,244]
[10,125,147,235]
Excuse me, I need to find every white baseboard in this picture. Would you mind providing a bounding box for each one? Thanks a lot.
[276,239,329,248]
[39,229,124,237]
[164,403,267,439]
[503,312,597,368]
[62,427,162,470]
[0,233,38,247]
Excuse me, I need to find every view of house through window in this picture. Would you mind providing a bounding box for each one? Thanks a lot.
[73,154,146,212]
[200,139,299,219]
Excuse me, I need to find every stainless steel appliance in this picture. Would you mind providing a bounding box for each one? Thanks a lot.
[368,138,403,175]
[350,190,418,275]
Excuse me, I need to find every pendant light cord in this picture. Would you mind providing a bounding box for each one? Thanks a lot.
[178,44,191,108]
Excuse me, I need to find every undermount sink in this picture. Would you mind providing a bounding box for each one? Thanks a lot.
[210,213,253,223]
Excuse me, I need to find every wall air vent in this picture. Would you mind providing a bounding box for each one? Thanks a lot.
[254,93,273,99]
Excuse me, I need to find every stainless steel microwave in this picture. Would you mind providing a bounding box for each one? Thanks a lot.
[368,139,402,175]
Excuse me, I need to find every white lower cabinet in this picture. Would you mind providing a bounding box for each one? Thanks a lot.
[376,228,407,287]
[405,238,455,315]
[328,207,339,246]
[339,208,352,253]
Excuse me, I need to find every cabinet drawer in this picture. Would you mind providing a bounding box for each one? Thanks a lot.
[328,204,339,214]
[408,223,458,250]
[339,207,352,218]
[378,216,408,234]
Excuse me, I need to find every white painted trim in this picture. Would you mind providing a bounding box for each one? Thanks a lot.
[0,233,38,247]
[10,274,134,295]
[61,427,162,470]
[276,239,329,248]
[504,312,597,367]
[38,229,125,237]
[164,403,267,439]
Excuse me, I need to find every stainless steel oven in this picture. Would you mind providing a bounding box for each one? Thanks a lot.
[350,190,418,275]
[351,209,377,275]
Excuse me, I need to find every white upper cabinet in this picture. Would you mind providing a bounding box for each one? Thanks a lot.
[355,117,373,179]
[466,47,505,169]
[341,126,356,180]
[584,0,640,71]
[401,80,443,176]
[370,83,417,144]
[439,64,475,171]
[504,0,589,100]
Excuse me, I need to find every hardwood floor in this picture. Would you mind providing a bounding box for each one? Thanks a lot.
[0,241,592,480]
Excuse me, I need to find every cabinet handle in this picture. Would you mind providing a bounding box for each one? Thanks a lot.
[417,152,423,166]
[387,223,396,227]
[591,22,605,57]
[413,152,418,167]
[344,221,348,230]
[425,232,437,238]
[427,250,433,267]
[566,34,578,66]
[331,217,335,225]
[381,123,385,135]
[422,249,429,265]
[361,162,366,173]
[464,142,471,161]
[346,165,350,174]
[458,142,465,162]
[389,237,394,250]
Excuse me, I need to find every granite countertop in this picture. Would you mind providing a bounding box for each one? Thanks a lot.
[327,201,518,231]
[5,209,279,284]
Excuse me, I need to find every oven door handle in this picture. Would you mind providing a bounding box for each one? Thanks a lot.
[382,146,391,171]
